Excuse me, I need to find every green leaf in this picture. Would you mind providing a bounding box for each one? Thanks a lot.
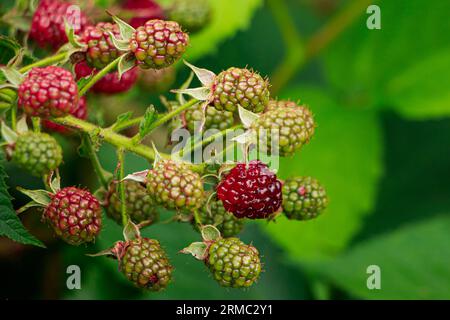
[323,0,450,119]
[384,49,450,119]
[0,154,45,248]
[264,87,383,261]
[201,224,221,242]
[138,105,157,139]
[0,35,21,65]
[184,0,263,61]
[0,35,35,66]
[111,111,134,131]
[310,215,450,299]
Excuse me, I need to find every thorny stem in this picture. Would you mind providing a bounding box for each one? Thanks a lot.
[269,0,374,94]
[79,57,121,96]
[111,116,143,132]
[52,115,206,173]
[82,134,110,189]
[19,52,67,73]
[117,148,128,226]
[136,99,199,140]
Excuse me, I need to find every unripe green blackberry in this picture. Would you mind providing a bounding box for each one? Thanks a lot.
[119,237,172,290]
[146,160,205,212]
[12,132,62,176]
[211,67,270,113]
[106,181,158,225]
[183,104,235,133]
[197,198,244,237]
[251,104,315,157]
[168,0,212,32]
[282,176,328,220]
[207,237,261,288]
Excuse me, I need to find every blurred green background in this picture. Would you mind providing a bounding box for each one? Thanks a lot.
[1,0,449,299]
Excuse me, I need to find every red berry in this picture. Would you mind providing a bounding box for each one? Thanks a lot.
[30,0,88,50]
[74,61,138,94]
[129,19,189,69]
[18,66,79,118]
[80,22,123,69]
[122,0,165,28]
[43,96,87,133]
[217,161,282,219]
[44,187,102,245]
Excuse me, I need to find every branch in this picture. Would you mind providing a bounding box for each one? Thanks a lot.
[270,0,375,94]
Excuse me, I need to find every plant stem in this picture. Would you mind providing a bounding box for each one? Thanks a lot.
[81,134,110,189]
[31,117,41,132]
[117,148,128,226]
[111,116,143,132]
[269,0,374,94]
[139,98,198,136]
[78,57,121,96]
[52,115,206,172]
[19,52,67,73]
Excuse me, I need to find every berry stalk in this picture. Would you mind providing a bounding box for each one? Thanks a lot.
[81,134,110,189]
[117,148,128,226]
[78,57,122,96]
[52,115,206,172]
[18,52,68,74]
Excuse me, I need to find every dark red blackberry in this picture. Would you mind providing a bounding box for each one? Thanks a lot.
[216,160,282,219]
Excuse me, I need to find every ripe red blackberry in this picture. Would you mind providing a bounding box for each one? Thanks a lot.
[44,187,102,245]
[30,0,88,50]
[217,160,282,219]
[43,96,87,133]
[74,61,138,94]
[18,66,79,118]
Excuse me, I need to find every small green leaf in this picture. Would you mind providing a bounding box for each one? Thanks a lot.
[64,18,86,49]
[180,241,209,260]
[138,106,157,139]
[0,155,45,248]
[111,111,134,130]
[1,121,18,144]
[171,87,210,101]
[117,53,136,80]
[201,224,221,242]
[16,187,51,207]
[16,116,28,134]
[106,31,130,51]
[110,14,135,42]
[183,60,216,87]
[238,105,259,128]
[0,67,24,87]
[122,221,140,241]
[123,170,149,183]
